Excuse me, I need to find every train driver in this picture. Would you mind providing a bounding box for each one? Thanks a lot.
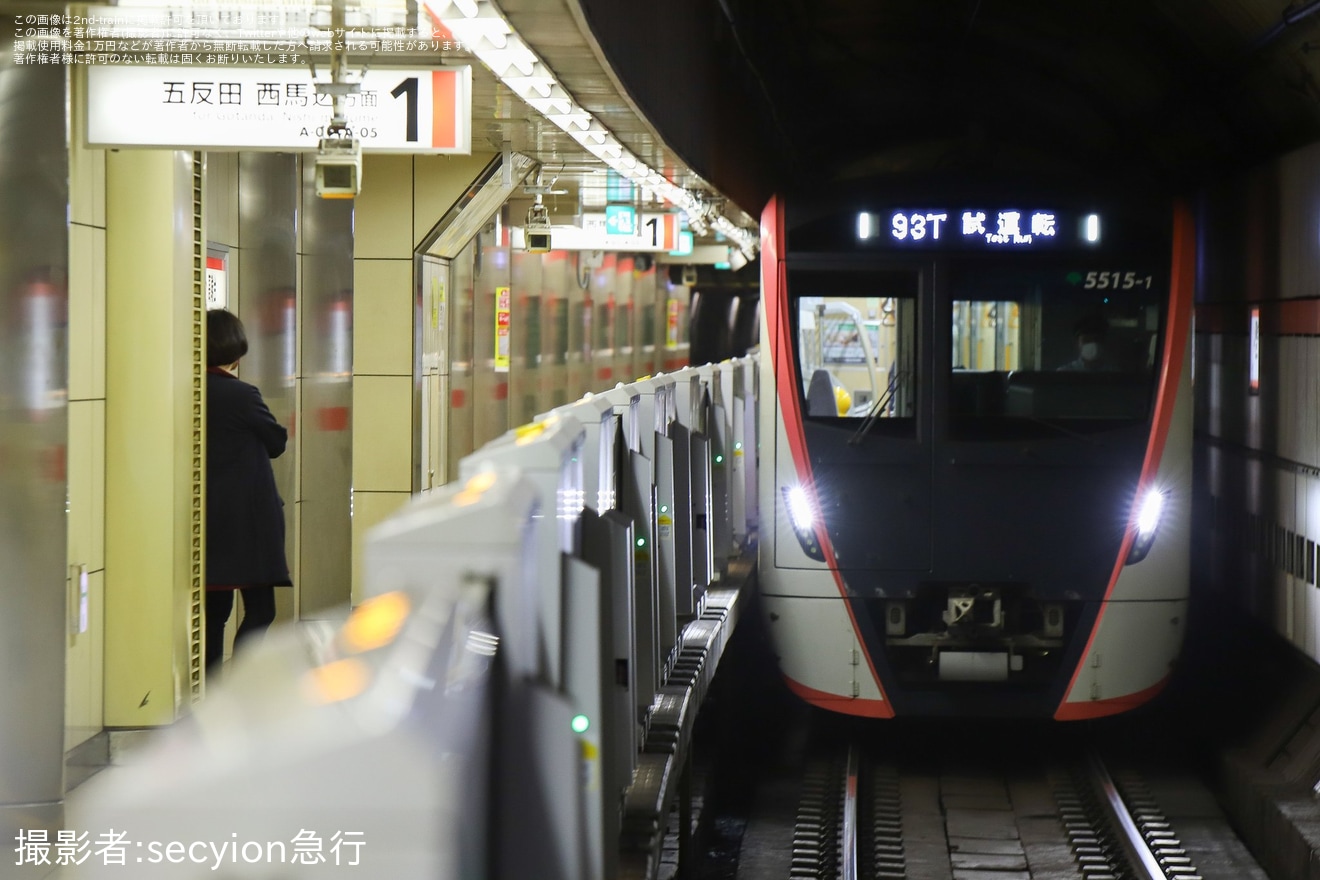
[1057,314,1116,372]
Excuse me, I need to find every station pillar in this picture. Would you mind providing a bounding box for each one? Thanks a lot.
[103,149,205,724]
[348,151,493,603]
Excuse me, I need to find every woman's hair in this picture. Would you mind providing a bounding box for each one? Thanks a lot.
[207,308,249,367]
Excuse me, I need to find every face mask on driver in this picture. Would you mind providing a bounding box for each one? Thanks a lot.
[1080,342,1100,362]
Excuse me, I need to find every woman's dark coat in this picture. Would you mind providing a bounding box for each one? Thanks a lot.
[206,369,291,588]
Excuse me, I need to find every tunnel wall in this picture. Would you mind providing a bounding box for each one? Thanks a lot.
[1195,143,1320,660]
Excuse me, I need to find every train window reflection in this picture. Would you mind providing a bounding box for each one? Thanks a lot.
[791,268,918,425]
[949,264,1164,432]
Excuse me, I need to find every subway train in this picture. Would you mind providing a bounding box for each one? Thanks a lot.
[758,185,1194,719]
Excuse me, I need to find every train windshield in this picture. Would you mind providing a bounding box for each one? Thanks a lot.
[789,261,1167,437]
[948,262,1165,437]
[791,268,919,432]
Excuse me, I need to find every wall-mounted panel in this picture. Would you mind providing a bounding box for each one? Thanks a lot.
[298,158,354,616]
[232,152,299,627]
[352,375,414,492]
[447,240,476,478]
[68,223,106,402]
[206,152,239,249]
[356,155,413,260]
[353,259,414,376]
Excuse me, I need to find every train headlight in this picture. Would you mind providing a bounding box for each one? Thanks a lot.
[783,485,824,561]
[1127,487,1166,564]
[786,486,813,531]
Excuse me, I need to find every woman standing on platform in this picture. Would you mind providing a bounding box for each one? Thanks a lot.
[204,308,291,675]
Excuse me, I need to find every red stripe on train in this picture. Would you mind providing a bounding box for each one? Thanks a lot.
[762,195,893,711]
[1054,674,1171,721]
[1055,199,1195,719]
[783,675,895,719]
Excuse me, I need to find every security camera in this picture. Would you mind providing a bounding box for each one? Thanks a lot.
[524,202,552,254]
[315,137,362,199]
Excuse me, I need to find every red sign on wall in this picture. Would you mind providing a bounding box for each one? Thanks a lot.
[495,286,511,373]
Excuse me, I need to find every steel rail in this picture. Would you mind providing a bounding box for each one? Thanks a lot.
[841,744,860,880]
[1089,752,1167,880]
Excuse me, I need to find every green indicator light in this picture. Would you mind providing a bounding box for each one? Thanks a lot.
[660,504,669,514]
[636,537,646,548]
[735,442,743,450]
[571,714,590,734]
[714,454,724,463]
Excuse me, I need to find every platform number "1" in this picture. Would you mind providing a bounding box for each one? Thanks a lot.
[391,76,419,142]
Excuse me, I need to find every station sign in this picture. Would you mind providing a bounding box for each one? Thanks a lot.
[85,65,472,153]
[578,212,681,252]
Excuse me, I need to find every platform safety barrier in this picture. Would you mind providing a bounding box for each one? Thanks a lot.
[68,354,760,880]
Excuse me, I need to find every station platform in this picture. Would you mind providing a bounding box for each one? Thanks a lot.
[33,357,761,880]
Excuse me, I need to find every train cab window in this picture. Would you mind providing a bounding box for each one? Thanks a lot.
[948,264,1164,437]
[790,268,918,431]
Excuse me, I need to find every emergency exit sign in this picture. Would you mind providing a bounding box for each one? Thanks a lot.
[605,205,636,235]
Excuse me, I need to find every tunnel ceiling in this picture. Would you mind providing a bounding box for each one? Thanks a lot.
[709,0,1320,195]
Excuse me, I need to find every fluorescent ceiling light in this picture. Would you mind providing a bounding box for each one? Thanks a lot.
[482,42,538,76]
[503,73,556,99]
[442,7,511,45]
[427,0,759,258]
[553,111,595,132]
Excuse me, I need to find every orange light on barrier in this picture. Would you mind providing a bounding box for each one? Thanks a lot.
[340,591,411,654]
[303,658,370,704]
[453,469,499,507]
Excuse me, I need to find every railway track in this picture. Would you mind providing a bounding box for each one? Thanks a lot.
[782,743,1261,880]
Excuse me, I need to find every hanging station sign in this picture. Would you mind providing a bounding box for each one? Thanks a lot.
[85,65,472,152]
[523,212,682,253]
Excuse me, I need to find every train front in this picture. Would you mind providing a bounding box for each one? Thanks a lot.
[758,193,1194,719]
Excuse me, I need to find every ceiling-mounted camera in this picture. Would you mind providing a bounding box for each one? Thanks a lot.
[315,135,362,199]
[525,202,552,253]
[312,74,362,199]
